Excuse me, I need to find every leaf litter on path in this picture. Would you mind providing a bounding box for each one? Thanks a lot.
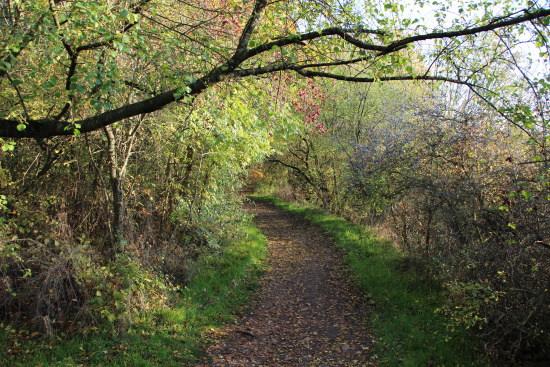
[200,200,377,366]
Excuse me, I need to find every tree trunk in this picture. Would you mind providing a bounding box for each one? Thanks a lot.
[104,126,126,253]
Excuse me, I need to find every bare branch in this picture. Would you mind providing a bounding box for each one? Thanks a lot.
[235,0,268,56]
[380,8,550,56]
[5,71,29,120]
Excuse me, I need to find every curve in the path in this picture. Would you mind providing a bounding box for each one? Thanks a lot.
[203,200,376,366]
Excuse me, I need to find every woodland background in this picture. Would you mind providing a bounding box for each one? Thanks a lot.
[1,0,549,364]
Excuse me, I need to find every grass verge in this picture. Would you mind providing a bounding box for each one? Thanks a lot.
[251,195,478,367]
[0,219,267,367]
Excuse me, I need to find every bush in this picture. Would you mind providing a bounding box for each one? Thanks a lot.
[0,234,174,335]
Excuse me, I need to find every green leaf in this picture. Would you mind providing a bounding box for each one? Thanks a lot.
[521,190,532,201]
[16,124,26,131]
[2,142,15,151]
[113,41,129,52]
[72,83,86,93]
[0,61,11,71]
[43,77,58,89]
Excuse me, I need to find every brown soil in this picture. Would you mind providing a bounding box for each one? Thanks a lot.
[200,200,376,366]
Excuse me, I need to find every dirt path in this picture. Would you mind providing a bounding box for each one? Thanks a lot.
[201,200,376,366]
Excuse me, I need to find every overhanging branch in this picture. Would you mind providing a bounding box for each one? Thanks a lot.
[0,2,548,138]
[381,8,550,55]
[294,69,480,87]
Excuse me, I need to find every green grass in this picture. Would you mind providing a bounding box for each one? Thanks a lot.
[251,195,478,367]
[0,219,267,367]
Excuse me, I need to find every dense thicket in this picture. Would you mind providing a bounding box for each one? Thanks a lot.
[0,80,304,335]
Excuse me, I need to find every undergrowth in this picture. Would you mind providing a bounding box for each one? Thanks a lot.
[252,195,478,367]
[0,219,267,366]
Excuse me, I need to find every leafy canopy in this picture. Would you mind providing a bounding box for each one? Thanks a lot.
[0,0,548,137]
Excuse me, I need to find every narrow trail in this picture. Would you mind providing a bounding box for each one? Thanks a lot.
[202,200,376,366]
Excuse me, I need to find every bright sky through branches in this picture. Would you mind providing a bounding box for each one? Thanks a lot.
[351,0,549,77]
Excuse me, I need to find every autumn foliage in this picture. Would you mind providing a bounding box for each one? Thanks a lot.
[261,81,550,363]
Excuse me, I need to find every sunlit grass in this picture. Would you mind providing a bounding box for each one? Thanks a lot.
[251,194,478,367]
